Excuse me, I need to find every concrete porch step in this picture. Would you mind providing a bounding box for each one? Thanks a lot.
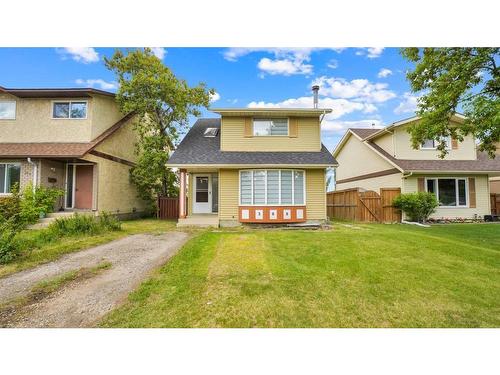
[177,215,219,228]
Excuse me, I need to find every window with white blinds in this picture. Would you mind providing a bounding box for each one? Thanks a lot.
[239,170,305,205]
[253,119,289,136]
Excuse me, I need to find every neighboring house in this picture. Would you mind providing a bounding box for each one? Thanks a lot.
[167,102,337,227]
[0,86,147,217]
[333,114,500,220]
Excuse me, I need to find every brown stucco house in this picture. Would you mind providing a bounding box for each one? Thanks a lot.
[333,114,500,220]
[167,88,337,227]
[0,86,147,217]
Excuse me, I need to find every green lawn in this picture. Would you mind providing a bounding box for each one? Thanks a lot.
[101,223,500,328]
[0,219,177,278]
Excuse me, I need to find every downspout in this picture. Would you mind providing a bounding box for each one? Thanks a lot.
[27,157,37,192]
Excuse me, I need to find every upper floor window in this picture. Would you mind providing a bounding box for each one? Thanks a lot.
[0,101,16,120]
[421,136,451,150]
[53,101,87,119]
[0,163,21,194]
[253,118,288,136]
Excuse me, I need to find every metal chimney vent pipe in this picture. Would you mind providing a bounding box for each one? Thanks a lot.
[312,85,319,108]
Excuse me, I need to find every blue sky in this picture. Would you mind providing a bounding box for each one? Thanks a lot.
[0,47,419,150]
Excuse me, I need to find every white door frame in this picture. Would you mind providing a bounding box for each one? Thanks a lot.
[192,174,212,213]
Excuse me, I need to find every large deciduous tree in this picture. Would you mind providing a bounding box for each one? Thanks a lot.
[105,48,213,209]
[401,48,500,157]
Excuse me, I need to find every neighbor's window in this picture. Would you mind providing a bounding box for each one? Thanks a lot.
[53,101,87,119]
[0,163,21,194]
[426,178,467,207]
[240,170,305,205]
[0,101,16,119]
[253,118,288,136]
[421,136,451,149]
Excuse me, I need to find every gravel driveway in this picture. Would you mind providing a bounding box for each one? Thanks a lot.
[0,232,189,327]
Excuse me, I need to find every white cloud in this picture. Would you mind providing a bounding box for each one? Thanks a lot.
[377,68,393,78]
[75,79,117,91]
[223,48,342,77]
[312,76,396,103]
[394,92,419,114]
[356,47,384,59]
[150,47,167,59]
[322,119,383,135]
[327,59,339,69]
[57,47,99,63]
[257,57,313,76]
[209,92,221,102]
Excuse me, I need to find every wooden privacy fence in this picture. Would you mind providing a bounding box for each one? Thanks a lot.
[157,196,179,219]
[327,187,401,223]
[491,194,500,216]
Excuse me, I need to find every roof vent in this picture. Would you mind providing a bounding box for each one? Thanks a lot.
[204,128,219,137]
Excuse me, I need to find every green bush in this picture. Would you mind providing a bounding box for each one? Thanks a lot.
[20,184,64,224]
[393,192,439,223]
[0,221,21,264]
[47,212,121,237]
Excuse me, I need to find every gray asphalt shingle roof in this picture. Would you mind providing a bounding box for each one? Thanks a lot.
[167,118,337,166]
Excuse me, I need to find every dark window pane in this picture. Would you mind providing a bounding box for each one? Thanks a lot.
[196,177,208,190]
[438,179,456,206]
[427,179,436,194]
[458,179,467,206]
[70,102,87,118]
[196,191,208,202]
[66,165,74,207]
[7,164,20,192]
[53,102,70,118]
[0,164,5,193]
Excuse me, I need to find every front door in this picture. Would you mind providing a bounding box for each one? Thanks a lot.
[74,165,93,209]
[193,175,211,213]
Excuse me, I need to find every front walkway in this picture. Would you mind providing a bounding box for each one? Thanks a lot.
[0,232,190,327]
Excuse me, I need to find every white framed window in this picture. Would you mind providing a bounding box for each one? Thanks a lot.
[239,169,306,206]
[253,118,288,136]
[0,163,21,194]
[420,136,451,150]
[425,177,467,207]
[52,101,87,119]
[0,101,16,120]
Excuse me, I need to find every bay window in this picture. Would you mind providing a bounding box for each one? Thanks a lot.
[253,118,288,136]
[240,170,305,205]
[426,178,467,207]
[0,163,21,194]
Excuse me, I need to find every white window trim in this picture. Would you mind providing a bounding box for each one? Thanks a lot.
[252,118,289,137]
[420,136,452,150]
[239,169,306,206]
[52,100,88,120]
[0,100,17,120]
[0,162,21,195]
[425,177,468,208]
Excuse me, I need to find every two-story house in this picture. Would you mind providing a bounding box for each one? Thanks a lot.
[0,86,147,217]
[333,114,500,220]
[167,92,337,227]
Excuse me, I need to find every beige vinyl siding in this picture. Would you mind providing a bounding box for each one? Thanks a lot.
[335,134,395,181]
[218,169,239,221]
[393,121,477,160]
[0,93,93,143]
[402,174,490,219]
[305,168,327,220]
[221,116,321,152]
[336,172,402,192]
[373,131,394,155]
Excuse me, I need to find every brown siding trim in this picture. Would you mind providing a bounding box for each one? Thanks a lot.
[89,150,135,167]
[244,117,253,137]
[468,177,476,208]
[417,177,425,192]
[289,117,298,137]
[336,168,400,184]
[451,138,459,149]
